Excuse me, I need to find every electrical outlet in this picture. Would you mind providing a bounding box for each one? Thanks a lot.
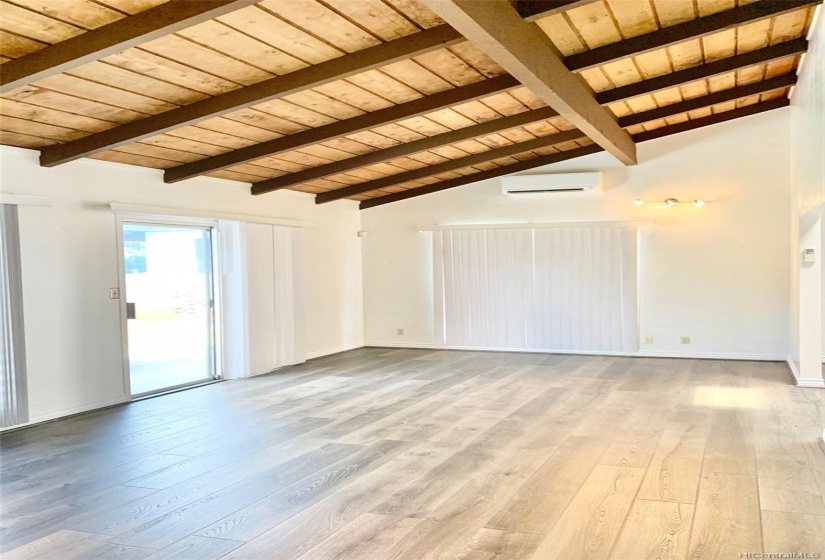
[109,287,120,299]
[681,336,691,344]
[643,336,653,344]
[397,328,404,336]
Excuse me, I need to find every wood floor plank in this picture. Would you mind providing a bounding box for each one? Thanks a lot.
[193,439,410,542]
[702,410,757,475]
[292,512,420,560]
[221,440,465,559]
[485,436,608,534]
[608,500,694,560]
[106,442,364,549]
[67,437,334,537]
[528,465,645,560]
[761,510,825,554]
[687,472,762,559]
[754,428,825,515]
[454,528,543,560]
[1,350,820,560]
[139,535,242,559]
[0,485,159,553]
[636,422,707,504]
[2,530,111,560]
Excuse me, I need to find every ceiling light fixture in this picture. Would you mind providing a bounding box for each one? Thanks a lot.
[632,198,708,207]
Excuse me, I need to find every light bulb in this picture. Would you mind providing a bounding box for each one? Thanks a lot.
[694,199,705,207]
[664,198,679,207]
[633,199,645,206]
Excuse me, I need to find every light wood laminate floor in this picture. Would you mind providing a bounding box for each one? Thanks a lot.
[1,348,823,560]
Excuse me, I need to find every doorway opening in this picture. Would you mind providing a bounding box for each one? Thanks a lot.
[121,222,220,396]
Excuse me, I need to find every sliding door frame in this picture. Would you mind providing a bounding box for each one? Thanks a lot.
[115,214,224,399]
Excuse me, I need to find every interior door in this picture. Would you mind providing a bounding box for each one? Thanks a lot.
[122,223,217,396]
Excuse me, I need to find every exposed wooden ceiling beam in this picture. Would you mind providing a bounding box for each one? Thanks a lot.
[36,1,592,168]
[514,0,603,21]
[164,75,521,183]
[0,0,261,95]
[310,129,588,202]
[253,58,798,196]
[617,74,796,128]
[597,38,807,105]
[38,25,466,167]
[632,97,789,142]
[37,0,812,171]
[140,7,806,182]
[564,0,821,71]
[421,0,636,165]
[358,98,790,209]
[358,145,604,209]
[250,106,559,194]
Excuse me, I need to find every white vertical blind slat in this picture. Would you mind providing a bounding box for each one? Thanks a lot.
[0,204,28,427]
[438,225,639,353]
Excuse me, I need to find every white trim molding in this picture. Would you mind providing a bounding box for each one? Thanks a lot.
[0,395,130,432]
[0,194,52,206]
[110,203,316,228]
[418,220,653,232]
[368,341,786,362]
[306,342,365,360]
[788,357,825,387]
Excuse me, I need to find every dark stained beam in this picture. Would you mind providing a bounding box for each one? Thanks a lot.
[564,0,821,71]
[163,16,808,184]
[37,0,598,168]
[250,106,558,194]
[317,75,790,203]
[420,0,636,164]
[632,97,789,142]
[38,25,466,167]
[164,75,521,183]
[597,38,807,104]
[515,0,602,20]
[310,129,587,202]
[359,98,790,209]
[256,66,797,195]
[0,0,261,94]
[617,73,797,128]
[358,145,604,209]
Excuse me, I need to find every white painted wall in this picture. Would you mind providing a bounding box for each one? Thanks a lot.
[789,5,825,385]
[362,110,791,360]
[0,147,364,423]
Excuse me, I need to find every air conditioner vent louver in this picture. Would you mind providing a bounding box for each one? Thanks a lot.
[501,172,602,195]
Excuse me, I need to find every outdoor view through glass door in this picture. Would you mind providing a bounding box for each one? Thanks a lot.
[122,223,217,396]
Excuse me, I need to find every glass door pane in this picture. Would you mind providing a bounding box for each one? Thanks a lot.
[123,223,216,396]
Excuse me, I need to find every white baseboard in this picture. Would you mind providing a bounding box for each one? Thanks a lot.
[367,341,785,362]
[797,379,825,388]
[306,342,365,360]
[1,395,130,432]
[786,356,825,388]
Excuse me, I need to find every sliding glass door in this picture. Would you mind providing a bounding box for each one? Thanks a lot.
[122,223,218,396]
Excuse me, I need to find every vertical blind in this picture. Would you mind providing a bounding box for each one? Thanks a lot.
[245,223,306,375]
[434,226,639,353]
[0,204,28,427]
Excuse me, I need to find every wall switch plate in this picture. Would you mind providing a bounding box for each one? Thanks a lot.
[109,287,120,299]
[397,328,404,336]
[802,248,815,264]
[643,336,653,344]
[681,336,691,344]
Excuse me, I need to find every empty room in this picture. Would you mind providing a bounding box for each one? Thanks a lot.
[1,0,824,558]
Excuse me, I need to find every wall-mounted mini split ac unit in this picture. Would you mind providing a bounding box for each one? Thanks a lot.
[501,172,603,195]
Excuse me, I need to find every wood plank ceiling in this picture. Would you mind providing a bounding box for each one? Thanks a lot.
[0,0,818,208]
